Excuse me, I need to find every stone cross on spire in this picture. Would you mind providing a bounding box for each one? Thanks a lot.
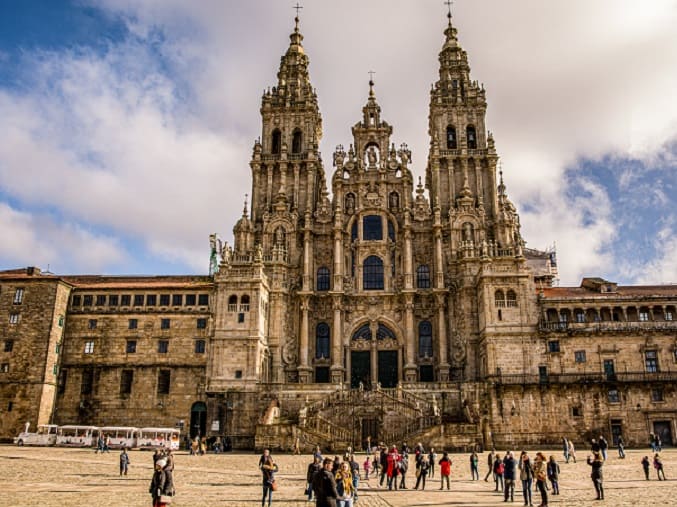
[444,0,453,25]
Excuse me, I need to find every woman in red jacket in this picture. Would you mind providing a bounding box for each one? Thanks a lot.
[386,445,401,490]
[439,452,452,490]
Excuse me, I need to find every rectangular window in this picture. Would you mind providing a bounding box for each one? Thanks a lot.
[88,319,97,330]
[126,340,137,353]
[133,294,144,306]
[159,294,170,306]
[120,294,131,306]
[315,367,330,383]
[574,350,586,363]
[0,363,9,373]
[161,318,170,330]
[548,340,560,353]
[665,311,673,321]
[9,313,19,325]
[96,295,106,306]
[195,339,206,354]
[639,311,649,322]
[57,369,68,395]
[363,215,383,241]
[651,388,664,402]
[158,340,169,353]
[72,295,82,306]
[185,294,196,306]
[4,340,14,352]
[128,318,138,330]
[13,288,24,304]
[419,364,435,382]
[84,341,94,354]
[575,312,585,323]
[237,313,245,323]
[83,295,93,306]
[645,350,659,373]
[157,370,170,394]
[146,294,157,306]
[55,342,60,354]
[172,294,183,306]
[572,406,582,417]
[81,368,94,394]
[120,370,134,395]
[108,294,119,306]
[53,364,58,375]
[607,389,620,403]
[197,318,207,329]
[198,294,209,306]
[538,365,548,384]
[234,370,243,379]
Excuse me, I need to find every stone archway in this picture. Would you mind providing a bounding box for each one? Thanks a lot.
[349,321,402,389]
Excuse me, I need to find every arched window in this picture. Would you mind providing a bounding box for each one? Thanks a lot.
[495,290,505,307]
[317,267,330,291]
[506,290,517,307]
[416,265,431,289]
[292,129,302,154]
[376,323,396,341]
[240,294,250,312]
[446,125,457,149]
[352,324,372,341]
[363,256,384,290]
[466,126,477,149]
[388,220,396,242]
[315,323,330,359]
[271,129,281,154]
[418,321,433,357]
[227,295,238,312]
[363,215,382,241]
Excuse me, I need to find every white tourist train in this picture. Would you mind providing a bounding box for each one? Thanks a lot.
[14,423,180,450]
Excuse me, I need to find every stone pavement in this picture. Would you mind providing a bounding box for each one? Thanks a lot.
[1,445,675,506]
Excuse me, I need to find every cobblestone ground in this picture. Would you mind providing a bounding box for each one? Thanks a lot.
[1,445,675,506]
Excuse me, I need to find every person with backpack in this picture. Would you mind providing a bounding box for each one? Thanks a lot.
[493,454,504,492]
[547,455,560,495]
[439,452,452,490]
[519,451,534,507]
[306,455,322,502]
[641,455,651,480]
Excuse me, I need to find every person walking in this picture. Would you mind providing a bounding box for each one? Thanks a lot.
[362,455,371,481]
[470,451,479,480]
[654,454,666,480]
[649,433,656,452]
[386,445,400,491]
[414,456,430,490]
[546,456,560,495]
[519,451,534,507]
[349,455,360,502]
[307,455,322,502]
[567,440,576,463]
[562,437,569,463]
[149,458,167,507]
[335,461,355,507]
[493,454,505,492]
[259,448,278,507]
[617,436,626,459]
[119,448,131,476]
[503,451,517,503]
[313,457,339,507]
[439,452,452,490]
[533,452,548,507]
[399,453,409,489]
[641,456,650,480]
[587,452,604,500]
[485,448,496,481]
[379,445,388,487]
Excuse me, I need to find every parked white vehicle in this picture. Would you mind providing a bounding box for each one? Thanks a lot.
[99,426,138,449]
[14,423,58,446]
[137,428,180,450]
[56,425,99,447]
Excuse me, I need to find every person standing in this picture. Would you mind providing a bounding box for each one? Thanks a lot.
[547,455,560,495]
[533,452,548,507]
[562,437,569,463]
[470,451,479,480]
[399,453,409,489]
[439,452,452,490]
[379,445,388,487]
[119,448,131,476]
[414,456,430,490]
[307,455,322,502]
[149,458,167,507]
[293,436,301,455]
[641,456,650,480]
[567,440,576,463]
[654,453,666,480]
[519,451,534,507]
[313,457,339,507]
[428,447,437,478]
[259,449,278,507]
[362,455,371,481]
[335,462,355,507]
[503,451,517,503]
[598,436,608,461]
[617,436,625,459]
[493,454,504,492]
[587,452,604,500]
[649,433,656,452]
[386,446,400,491]
[349,455,360,501]
[485,448,496,481]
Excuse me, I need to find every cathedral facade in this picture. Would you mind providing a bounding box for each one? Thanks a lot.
[1,15,675,451]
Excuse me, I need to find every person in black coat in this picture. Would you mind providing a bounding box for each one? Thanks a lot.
[313,457,339,507]
[502,451,517,503]
[306,456,322,501]
[587,452,604,500]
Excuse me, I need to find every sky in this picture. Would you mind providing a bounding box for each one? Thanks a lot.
[0,0,675,286]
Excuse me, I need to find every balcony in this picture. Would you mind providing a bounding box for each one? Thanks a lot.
[539,320,677,334]
[488,371,677,386]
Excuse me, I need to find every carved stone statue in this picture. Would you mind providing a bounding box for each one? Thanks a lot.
[389,192,399,210]
[367,146,378,166]
[432,394,440,417]
[261,399,280,425]
[345,193,355,213]
[274,226,286,247]
[298,400,308,427]
[462,222,474,242]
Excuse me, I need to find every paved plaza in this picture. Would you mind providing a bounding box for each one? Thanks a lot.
[1,445,675,506]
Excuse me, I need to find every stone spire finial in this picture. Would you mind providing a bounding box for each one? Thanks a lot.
[242,193,249,216]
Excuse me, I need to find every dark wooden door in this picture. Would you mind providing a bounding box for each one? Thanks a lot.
[351,351,371,389]
[378,350,398,388]
[653,421,673,446]
[361,418,379,450]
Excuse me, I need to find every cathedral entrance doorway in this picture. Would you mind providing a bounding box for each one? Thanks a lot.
[361,418,379,449]
[378,351,398,388]
[351,351,371,389]
[190,401,207,439]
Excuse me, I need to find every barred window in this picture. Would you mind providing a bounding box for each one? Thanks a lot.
[317,267,330,291]
[195,340,206,354]
[157,370,170,394]
[574,350,586,363]
[418,321,433,357]
[363,215,382,241]
[416,265,431,289]
[315,323,330,359]
[363,256,384,290]
[158,340,169,354]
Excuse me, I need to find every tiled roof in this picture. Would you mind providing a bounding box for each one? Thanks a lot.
[540,285,677,299]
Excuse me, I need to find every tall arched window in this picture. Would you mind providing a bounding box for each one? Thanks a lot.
[315,323,330,359]
[227,295,238,312]
[240,294,250,312]
[317,267,330,291]
[446,125,457,149]
[418,321,433,357]
[363,256,384,290]
[416,265,431,289]
[506,290,517,307]
[271,129,281,154]
[363,215,382,240]
[495,290,505,307]
[292,129,302,154]
[466,125,477,149]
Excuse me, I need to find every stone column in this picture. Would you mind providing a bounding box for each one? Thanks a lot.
[436,292,450,381]
[404,223,413,289]
[333,215,343,291]
[330,296,344,383]
[266,164,273,211]
[370,321,378,386]
[303,211,312,291]
[404,297,417,381]
[298,296,311,383]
